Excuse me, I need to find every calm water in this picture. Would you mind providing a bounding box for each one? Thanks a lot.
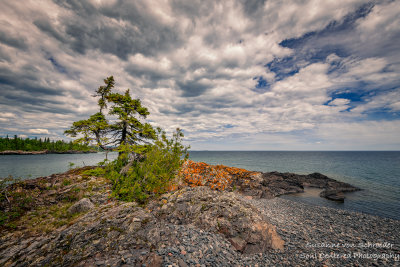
[0,152,118,179]
[188,151,400,220]
[1,151,399,220]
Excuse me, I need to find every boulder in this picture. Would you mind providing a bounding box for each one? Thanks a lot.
[68,198,94,214]
[320,187,359,202]
[155,186,284,254]
[229,236,247,252]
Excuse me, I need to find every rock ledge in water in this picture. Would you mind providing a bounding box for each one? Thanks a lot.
[235,171,360,201]
[178,161,360,202]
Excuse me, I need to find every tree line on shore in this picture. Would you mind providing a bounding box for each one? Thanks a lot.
[0,136,93,152]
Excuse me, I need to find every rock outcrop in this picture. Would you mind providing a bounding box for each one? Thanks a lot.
[151,187,284,254]
[179,161,360,202]
[259,171,360,201]
[0,169,284,266]
[233,171,360,201]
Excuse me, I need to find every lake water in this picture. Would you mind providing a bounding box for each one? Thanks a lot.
[1,151,399,220]
[0,152,118,179]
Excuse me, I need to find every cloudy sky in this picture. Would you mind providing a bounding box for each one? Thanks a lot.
[0,0,399,150]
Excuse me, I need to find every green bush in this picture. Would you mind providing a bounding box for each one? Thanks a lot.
[81,167,106,177]
[106,128,189,203]
[0,176,31,228]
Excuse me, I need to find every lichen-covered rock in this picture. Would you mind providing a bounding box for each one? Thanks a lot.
[177,161,360,201]
[153,186,284,254]
[67,198,94,214]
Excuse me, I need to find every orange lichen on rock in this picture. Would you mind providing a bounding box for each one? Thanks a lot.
[178,160,256,191]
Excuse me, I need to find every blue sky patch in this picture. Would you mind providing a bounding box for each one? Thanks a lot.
[48,56,67,74]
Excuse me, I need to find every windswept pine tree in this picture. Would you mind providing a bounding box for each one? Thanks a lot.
[65,76,156,153]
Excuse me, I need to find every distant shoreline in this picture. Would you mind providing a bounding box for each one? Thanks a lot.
[0,150,97,155]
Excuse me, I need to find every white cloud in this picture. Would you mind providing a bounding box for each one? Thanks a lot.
[333,57,398,88]
[0,112,15,118]
[352,89,400,113]
[0,112,16,122]
[315,120,400,150]
[28,129,50,134]
[356,1,400,54]
[329,98,350,106]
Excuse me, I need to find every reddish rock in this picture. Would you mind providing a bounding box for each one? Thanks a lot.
[229,236,247,252]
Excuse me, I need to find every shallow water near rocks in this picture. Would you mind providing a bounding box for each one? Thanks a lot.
[280,187,359,211]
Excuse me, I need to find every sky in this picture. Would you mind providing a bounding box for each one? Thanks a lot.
[0,0,399,150]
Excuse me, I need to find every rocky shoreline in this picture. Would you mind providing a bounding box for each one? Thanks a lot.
[0,150,97,155]
[237,171,360,202]
[0,165,398,266]
[179,160,360,202]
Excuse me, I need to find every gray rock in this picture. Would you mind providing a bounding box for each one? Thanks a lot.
[153,187,285,254]
[68,198,94,214]
[320,189,345,201]
[237,171,360,201]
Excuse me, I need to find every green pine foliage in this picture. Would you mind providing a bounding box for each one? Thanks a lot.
[106,128,189,203]
[0,136,93,152]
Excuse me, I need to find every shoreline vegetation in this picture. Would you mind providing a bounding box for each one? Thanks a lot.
[1,161,397,266]
[0,136,96,155]
[0,150,97,155]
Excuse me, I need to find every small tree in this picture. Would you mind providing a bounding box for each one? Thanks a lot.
[65,76,189,203]
[109,127,189,202]
[65,76,156,154]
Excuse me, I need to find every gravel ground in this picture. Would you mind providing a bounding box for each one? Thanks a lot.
[156,197,400,267]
